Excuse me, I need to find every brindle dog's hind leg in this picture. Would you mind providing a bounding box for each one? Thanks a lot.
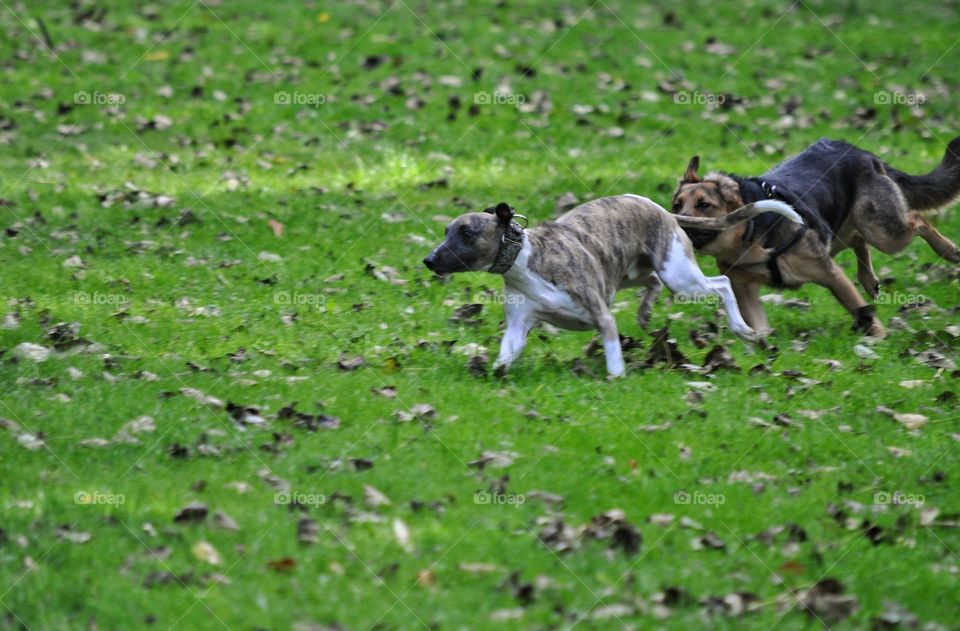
[705,274,757,341]
[636,273,662,329]
[657,239,756,341]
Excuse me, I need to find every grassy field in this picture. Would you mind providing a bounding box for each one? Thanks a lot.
[1,0,958,629]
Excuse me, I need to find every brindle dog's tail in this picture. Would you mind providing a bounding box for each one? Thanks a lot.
[674,200,804,231]
[885,136,960,210]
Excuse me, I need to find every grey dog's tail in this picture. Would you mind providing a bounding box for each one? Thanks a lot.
[883,136,960,210]
[673,199,804,231]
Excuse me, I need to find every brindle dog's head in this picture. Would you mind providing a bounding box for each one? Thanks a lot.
[671,156,744,248]
[423,202,517,275]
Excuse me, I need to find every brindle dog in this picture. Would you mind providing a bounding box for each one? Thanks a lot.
[671,138,960,338]
[424,196,801,377]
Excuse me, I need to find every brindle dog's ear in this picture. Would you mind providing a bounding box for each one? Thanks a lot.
[683,156,701,183]
[482,206,496,215]
[494,202,514,223]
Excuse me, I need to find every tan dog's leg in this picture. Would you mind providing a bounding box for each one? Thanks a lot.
[850,173,913,253]
[852,235,880,298]
[729,276,769,333]
[912,213,960,263]
[853,173,959,262]
[812,260,885,338]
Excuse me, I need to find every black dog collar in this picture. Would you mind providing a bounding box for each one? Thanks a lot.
[760,180,779,199]
[488,216,527,274]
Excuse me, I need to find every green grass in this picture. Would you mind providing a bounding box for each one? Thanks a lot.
[1,1,958,629]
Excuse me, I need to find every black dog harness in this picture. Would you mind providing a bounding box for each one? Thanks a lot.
[742,180,808,287]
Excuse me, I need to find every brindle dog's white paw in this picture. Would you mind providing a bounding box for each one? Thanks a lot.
[754,327,773,341]
[732,326,758,343]
[606,370,626,381]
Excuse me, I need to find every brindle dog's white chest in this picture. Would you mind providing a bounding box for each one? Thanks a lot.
[502,237,593,330]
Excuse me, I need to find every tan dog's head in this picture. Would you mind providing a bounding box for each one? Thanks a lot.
[671,156,745,248]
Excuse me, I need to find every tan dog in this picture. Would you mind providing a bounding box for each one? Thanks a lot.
[671,138,960,337]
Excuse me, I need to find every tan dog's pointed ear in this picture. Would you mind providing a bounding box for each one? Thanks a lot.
[683,156,701,183]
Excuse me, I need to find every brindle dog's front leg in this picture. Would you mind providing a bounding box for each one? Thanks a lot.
[493,296,536,376]
[597,313,625,377]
